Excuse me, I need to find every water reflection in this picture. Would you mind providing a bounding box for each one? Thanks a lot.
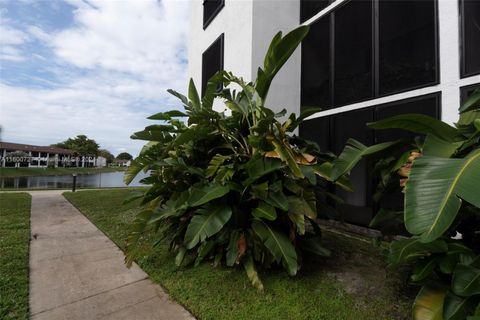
[0,171,149,189]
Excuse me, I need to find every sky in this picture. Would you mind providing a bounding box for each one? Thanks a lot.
[0,0,189,156]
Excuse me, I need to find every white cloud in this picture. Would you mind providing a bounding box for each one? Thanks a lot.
[27,25,52,42]
[0,22,30,61]
[51,0,188,84]
[1,79,147,156]
[0,0,190,156]
[0,23,30,45]
[0,45,24,61]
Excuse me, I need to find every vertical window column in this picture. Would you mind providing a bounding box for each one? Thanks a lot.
[378,0,437,95]
[202,34,224,96]
[301,17,331,109]
[333,0,373,106]
[460,0,480,77]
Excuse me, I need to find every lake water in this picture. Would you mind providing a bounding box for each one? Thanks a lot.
[0,171,149,189]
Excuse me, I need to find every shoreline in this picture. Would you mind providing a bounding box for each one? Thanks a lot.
[0,167,127,178]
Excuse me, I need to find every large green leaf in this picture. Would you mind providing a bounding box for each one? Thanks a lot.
[149,193,189,223]
[369,208,403,229]
[412,285,447,320]
[288,196,316,219]
[252,220,298,276]
[452,264,480,297]
[299,165,316,185]
[388,238,448,267]
[457,110,480,126]
[252,202,277,221]
[130,128,170,142]
[124,158,145,185]
[194,240,215,266]
[423,134,464,158]
[285,107,322,132]
[187,183,231,207]
[444,292,479,320]
[167,89,190,108]
[265,190,289,211]
[287,211,305,235]
[411,258,438,282]
[243,254,264,292]
[184,204,232,249]
[226,230,241,267]
[206,154,230,178]
[405,149,480,242]
[175,247,187,267]
[256,26,309,101]
[188,78,201,110]
[244,157,285,186]
[173,126,206,146]
[268,135,304,179]
[202,72,223,109]
[313,162,354,192]
[368,114,460,142]
[147,110,187,120]
[459,88,480,114]
[332,138,400,181]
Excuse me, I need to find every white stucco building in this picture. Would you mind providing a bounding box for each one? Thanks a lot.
[0,142,101,168]
[188,0,480,225]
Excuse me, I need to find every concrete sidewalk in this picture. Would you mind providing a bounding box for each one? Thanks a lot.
[29,190,194,320]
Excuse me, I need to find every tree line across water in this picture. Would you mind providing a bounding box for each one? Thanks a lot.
[51,134,132,165]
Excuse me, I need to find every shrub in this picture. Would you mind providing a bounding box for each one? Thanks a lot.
[334,89,480,319]
[124,26,351,290]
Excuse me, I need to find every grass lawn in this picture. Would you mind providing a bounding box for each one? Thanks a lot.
[64,189,413,320]
[0,193,31,320]
[0,167,125,178]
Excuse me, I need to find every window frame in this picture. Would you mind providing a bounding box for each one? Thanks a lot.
[375,0,440,98]
[203,0,225,30]
[300,0,333,24]
[300,0,440,110]
[459,0,480,78]
[299,91,441,226]
[331,0,375,107]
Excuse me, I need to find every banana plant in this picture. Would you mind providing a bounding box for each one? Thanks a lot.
[337,88,480,319]
[124,26,352,290]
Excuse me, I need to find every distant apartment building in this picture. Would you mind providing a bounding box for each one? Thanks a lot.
[113,159,131,167]
[189,0,480,225]
[0,142,101,168]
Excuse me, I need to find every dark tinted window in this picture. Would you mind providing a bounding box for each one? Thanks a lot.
[460,83,480,103]
[299,115,330,152]
[375,93,440,144]
[461,0,480,77]
[301,0,438,109]
[379,0,437,95]
[300,0,331,23]
[332,108,374,225]
[202,34,224,96]
[203,0,224,29]
[374,93,440,211]
[301,17,331,109]
[334,0,373,106]
[299,93,441,226]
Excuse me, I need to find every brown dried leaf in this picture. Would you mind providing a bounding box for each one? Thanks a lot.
[236,233,246,263]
